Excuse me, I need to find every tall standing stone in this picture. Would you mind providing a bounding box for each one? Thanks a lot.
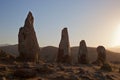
[18,11,40,63]
[78,40,89,64]
[56,28,72,63]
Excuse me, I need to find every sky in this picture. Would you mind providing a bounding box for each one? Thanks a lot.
[0,0,120,48]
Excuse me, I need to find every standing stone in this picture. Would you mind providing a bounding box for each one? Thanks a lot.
[18,11,40,63]
[92,46,106,65]
[78,40,89,64]
[97,46,106,65]
[56,28,72,64]
[96,46,112,71]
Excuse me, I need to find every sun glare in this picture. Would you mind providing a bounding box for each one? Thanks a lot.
[113,24,120,47]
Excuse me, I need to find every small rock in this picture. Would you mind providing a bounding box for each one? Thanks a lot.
[106,75,114,80]
[69,75,81,80]
[36,64,54,74]
[78,68,86,74]
[0,66,8,71]
[56,64,65,71]
[100,63,112,72]
[52,76,66,80]
[94,71,105,80]
[14,68,37,78]
[0,77,6,80]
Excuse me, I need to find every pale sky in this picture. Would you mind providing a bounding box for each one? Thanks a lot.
[0,0,120,48]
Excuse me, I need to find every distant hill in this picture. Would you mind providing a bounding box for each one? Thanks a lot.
[108,46,120,53]
[0,44,18,57]
[0,45,120,63]
[0,44,10,47]
[0,48,15,64]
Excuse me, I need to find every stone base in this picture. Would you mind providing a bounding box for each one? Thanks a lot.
[78,54,89,64]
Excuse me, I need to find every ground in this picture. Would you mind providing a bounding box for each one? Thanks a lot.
[0,61,120,80]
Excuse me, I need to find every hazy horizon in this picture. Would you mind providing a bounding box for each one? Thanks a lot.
[1,0,120,48]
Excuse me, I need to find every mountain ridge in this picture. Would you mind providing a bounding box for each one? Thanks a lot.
[0,44,120,63]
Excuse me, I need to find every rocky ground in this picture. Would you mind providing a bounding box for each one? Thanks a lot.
[0,61,120,80]
[0,45,120,80]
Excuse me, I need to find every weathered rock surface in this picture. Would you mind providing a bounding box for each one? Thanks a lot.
[56,28,72,64]
[0,62,119,80]
[93,46,106,65]
[14,68,37,78]
[100,63,112,72]
[18,11,40,62]
[35,64,55,74]
[78,40,89,64]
